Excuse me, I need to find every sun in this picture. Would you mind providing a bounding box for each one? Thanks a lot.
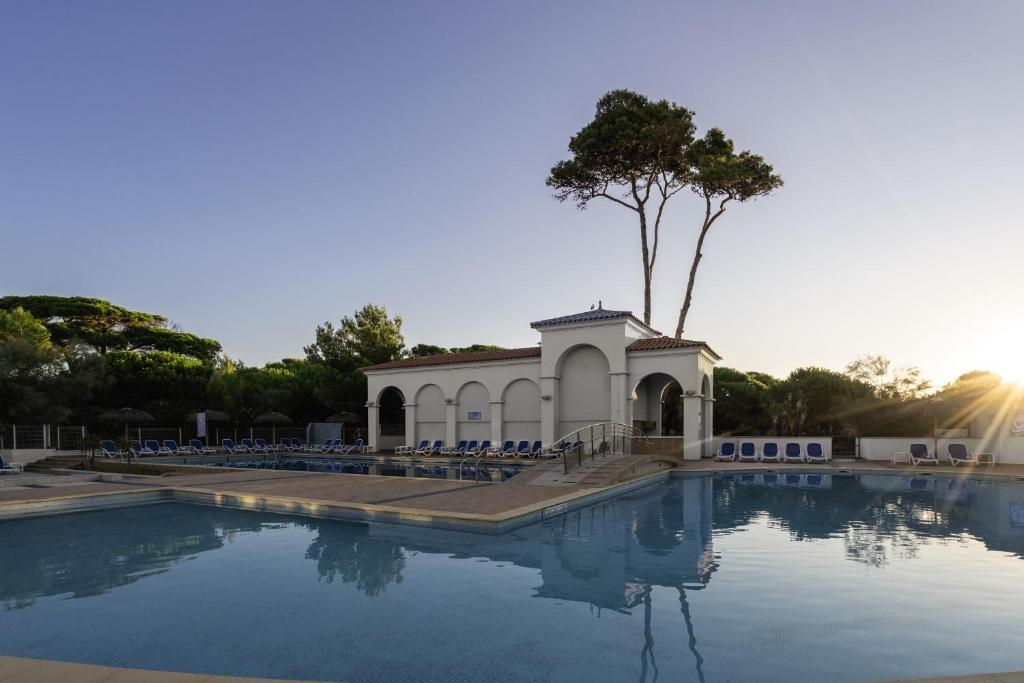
[976,321,1024,385]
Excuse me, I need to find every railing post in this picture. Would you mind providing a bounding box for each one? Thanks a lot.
[12,424,16,450]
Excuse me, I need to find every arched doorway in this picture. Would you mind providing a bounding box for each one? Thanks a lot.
[377,386,406,450]
[557,345,611,437]
[631,373,684,436]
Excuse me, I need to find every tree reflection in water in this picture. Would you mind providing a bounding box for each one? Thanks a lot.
[300,519,405,597]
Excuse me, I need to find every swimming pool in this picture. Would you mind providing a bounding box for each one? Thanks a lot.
[2,472,1023,682]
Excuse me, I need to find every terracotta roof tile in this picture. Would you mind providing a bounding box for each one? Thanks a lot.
[628,336,720,358]
[362,347,541,371]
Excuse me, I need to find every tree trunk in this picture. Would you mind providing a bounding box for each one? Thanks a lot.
[638,210,652,326]
[674,197,727,339]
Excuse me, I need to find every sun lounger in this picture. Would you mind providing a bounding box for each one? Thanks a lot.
[417,440,442,456]
[397,440,430,455]
[714,442,737,461]
[335,439,364,455]
[99,440,124,459]
[254,438,277,453]
[444,440,469,456]
[805,442,827,463]
[947,443,979,466]
[738,442,759,462]
[783,443,802,463]
[221,438,243,454]
[760,442,782,462]
[0,454,25,473]
[130,440,154,457]
[163,439,190,455]
[145,439,171,456]
[188,438,216,455]
[495,440,516,457]
[909,443,938,465]
[467,439,491,456]
[512,440,530,457]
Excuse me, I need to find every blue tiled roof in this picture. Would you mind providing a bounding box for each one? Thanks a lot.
[530,308,637,329]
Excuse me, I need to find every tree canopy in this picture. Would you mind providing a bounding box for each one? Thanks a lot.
[0,295,221,361]
[548,90,695,325]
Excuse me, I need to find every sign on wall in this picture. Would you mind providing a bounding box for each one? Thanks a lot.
[196,411,208,438]
[467,411,482,421]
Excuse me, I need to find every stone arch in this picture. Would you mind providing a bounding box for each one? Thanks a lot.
[414,383,446,444]
[502,378,541,443]
[456,381,490,442]
[630,372,684,436]
[376,386,406,442]
[557,344,611,438]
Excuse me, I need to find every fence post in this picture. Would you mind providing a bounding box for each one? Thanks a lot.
[12,425,16,450]
[81,426,86,450]
[250,426,254,441]
[179,427,183,444]
[57,425,61,450]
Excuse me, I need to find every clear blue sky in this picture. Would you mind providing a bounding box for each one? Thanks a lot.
[3,1,1022,385]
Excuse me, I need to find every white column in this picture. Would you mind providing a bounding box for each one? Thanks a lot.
[445,401,458,446]
[540,376,557,445]
[489,400,504,445]
[367,403,380,452]
[404,403,417,448]
[703,398,715,457]
[682,395,703,461]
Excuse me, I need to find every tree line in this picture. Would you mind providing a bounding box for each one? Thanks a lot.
[0,295,1011,438]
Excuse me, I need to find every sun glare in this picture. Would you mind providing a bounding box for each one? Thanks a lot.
[977,321,1024,385]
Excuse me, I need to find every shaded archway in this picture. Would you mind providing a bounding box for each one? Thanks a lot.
[377,386,406,443]
[631,372,684,437]
[502,378,541,443]
[414,384,446,443]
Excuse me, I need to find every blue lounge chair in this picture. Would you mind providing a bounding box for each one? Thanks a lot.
[163,439,190,455]
[806,442,827,463]
[445,440,469,456]
[760,442,781,462]
[130,440,154,457]
[947,443,979,466]
[513,440,530,457]
[398,440,430,455]
[738,442,759,462]
[496,440,516,457]
[528,440,544,458]
[0,454,25,473]
[783,443,802,463]
[99,440,124,459]
[467,439,491,456]
[188,438,216,455]
[714,442,736,462]
[336,439,364,455]
[909,443,938,466]
[222,438,243,454]
[418,440,442,456]
[145,439,170,456]
[254,438,277,453]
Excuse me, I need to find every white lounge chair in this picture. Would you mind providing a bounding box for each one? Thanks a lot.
[947,443,979,466]
[909,443,938,465]
[714,442,736,461]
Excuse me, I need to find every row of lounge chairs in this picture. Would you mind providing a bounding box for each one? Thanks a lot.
[396,439,583,459]
[99,437,365,459]
[714,441,829,463]
[907,443,983,466]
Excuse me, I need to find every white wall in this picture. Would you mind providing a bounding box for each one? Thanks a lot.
[860,436,1024,464]
[0,448,54,466]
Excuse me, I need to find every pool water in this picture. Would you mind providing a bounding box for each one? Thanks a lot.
[2,472,1023,682]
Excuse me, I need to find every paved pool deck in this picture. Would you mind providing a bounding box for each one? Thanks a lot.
[3,457,1024,532]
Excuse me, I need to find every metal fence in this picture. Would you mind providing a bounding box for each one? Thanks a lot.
[0,424,315,450]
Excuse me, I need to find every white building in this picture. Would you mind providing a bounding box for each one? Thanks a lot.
[362,307,720,460]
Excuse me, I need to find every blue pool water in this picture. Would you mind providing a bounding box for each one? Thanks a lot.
[2,472,1024,682]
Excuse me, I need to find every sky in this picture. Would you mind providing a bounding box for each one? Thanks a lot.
[2,1,1022,386]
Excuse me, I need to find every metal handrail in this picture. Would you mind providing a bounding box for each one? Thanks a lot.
[556,422,654,474]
